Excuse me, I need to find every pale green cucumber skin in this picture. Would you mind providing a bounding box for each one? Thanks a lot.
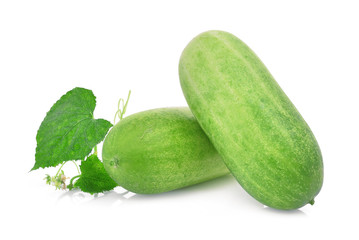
[179,30,324,209]
[102,107,229,194]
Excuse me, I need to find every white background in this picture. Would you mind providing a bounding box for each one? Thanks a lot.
[1,0,358,239]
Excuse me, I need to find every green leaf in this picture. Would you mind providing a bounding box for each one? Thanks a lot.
[33,87,112,170]
[74,154,118,194]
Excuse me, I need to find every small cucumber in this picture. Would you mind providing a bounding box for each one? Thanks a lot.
[179,30,324,209]
[102,107,229,194]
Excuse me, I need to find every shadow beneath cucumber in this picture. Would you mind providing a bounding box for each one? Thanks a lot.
[85,174,262,209]
[132,174,237,198]
[57,174,246,205]
[129,174,258,204]
[128,175,306,214]
[57,187,131,206]
[57,174,305,215]
[262,206,306,216]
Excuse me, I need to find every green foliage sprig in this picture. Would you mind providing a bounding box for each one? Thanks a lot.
[32,87,130,194]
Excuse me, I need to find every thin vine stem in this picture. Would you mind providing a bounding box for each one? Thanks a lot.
[121,90,131,119]
[94,145,98,156]
[69,175,81,186]
[72,160,80,174]
[113,90,131,125]
[55,162,66,177]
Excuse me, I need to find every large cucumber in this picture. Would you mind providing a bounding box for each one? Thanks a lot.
[179,30,323,209]
[102,107,229,194]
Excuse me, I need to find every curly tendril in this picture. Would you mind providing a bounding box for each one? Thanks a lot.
[113,90,131,124]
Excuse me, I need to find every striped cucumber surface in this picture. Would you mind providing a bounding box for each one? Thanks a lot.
[179,30,323,209]
[102,107,229,194]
